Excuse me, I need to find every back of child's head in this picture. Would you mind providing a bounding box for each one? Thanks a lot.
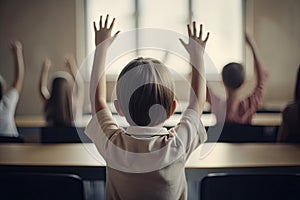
[116,57,175,126]
[222,62,245,90]
[45,72,73,127]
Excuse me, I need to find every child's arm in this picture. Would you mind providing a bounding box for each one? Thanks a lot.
[90,15,120,114]
[11,41,25,93]
[246,34,268,89]
[180,22,209,116]
[39,59,51,102]
[65,56,79,81]
[244,34,268,111]
[65,56,84,100]
[65,56,84,118]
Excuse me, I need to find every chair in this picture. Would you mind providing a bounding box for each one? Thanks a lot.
[206,123,278,143]
[0,135,24,143]
[41,126,92,143]
[0,172,84,200]
[285,135,300,143]
[201,173,300,200]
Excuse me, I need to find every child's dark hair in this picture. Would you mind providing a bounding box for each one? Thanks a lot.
[222,62,245,89]
[45,75,73,127]
[116,57,175,126]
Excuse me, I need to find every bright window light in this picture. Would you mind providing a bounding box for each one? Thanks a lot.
[85,0,244,79]
[192,0,244,73]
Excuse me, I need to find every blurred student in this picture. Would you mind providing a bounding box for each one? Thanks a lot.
[207,35,268,124]
[39,56,83,127]
[278,65,300,142]
[0,40,25,136]
[85,15,208,199]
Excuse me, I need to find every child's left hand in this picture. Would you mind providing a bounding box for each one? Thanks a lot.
[179,22,209,58]
[94,14,120,48]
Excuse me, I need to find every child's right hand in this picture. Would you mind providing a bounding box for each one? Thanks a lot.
[179,22,209,58]
[64,55,76,70]
[93,14,120,48]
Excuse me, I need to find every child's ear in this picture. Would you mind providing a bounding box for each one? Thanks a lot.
[169,100,177,116]
[114,99,124,117]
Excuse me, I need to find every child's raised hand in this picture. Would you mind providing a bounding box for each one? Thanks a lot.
[64,55,76,70]
[10,40,22,53]
[179,22,209,57]
[43,58,51,71]
[94,14,120,47]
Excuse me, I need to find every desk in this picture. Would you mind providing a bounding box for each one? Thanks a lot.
[15,114,217,128]
[15,113,281,128]
[0,143,299,180]
[252,113,282,126]
[0,144,105,180]
[1,143,298,200]
[185,143,300,199]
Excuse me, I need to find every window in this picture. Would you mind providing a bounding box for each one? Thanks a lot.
[85,0,244,79]
[192,0,244,72]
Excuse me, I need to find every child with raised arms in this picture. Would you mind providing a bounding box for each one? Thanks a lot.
[85,15,208,200]
[0,40,25,136]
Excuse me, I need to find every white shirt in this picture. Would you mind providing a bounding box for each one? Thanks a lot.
[0,88,19,136]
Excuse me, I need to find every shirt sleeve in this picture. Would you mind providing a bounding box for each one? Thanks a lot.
[2,88,19,115]
[171,109,207,160]
[85,109,123,159]
[243,68,268,113]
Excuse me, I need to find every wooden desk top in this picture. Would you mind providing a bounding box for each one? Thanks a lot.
[186,143,300,168]
[15,114,217,128]
[252,113,282,126]
[0,143,104,167]
[0,143,299,169]
[15,113,281,128]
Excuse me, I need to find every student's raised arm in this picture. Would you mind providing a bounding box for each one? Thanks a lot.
[246,34,268,88]
[39,59,51,102]
[11,41,25,93]
[65,56,84,100]
[65,55,84,119]
[180,22,209,116]
[90,14,120,114]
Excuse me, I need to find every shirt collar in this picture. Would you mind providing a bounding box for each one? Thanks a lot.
[126,126,169,137]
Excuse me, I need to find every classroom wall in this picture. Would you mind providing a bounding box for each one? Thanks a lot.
[250,0,300,108]
[0,0,82,116]
[0,0,299,116]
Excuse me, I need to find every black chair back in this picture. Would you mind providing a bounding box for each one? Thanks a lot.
[0,172,84,200]
[201,173,300,200]
[0,135,24,143]
[206,123,278,143]
[41,126,92,143]
[285,135,300,143]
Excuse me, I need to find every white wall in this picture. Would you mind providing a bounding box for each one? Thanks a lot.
[251,0,300,106]
[0,0,83,115]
